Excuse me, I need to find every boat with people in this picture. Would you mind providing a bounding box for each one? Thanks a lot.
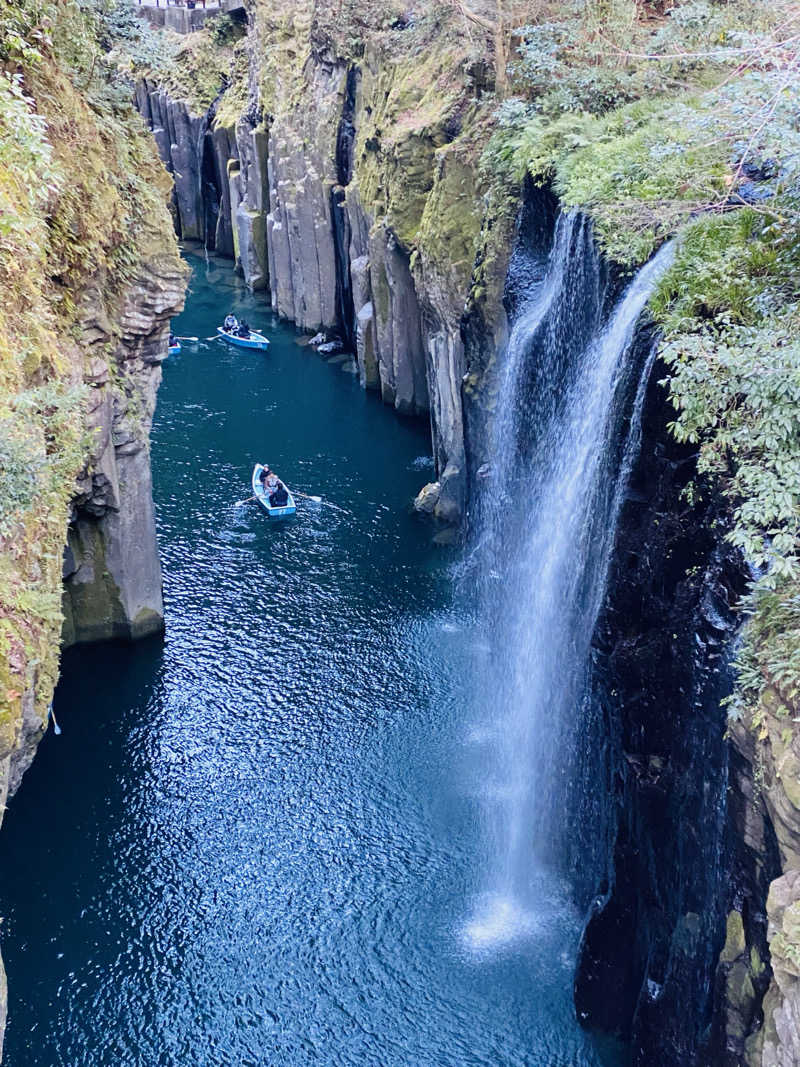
[168,335,181,355]
[252,463,296,519]
[218,312,269,351]
[217,326,270,351]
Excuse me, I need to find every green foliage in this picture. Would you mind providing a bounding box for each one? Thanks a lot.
[102,0,180,78]
[660,312,800,579]
[650,210,799,331]
[107,8,238,113]
[728,584,800,725]
[510,0,791,117]
[206,12,242,47]
[0,385,87,538]
[479,0,800,732]
[0,0,52,66]
[0,421,41,534]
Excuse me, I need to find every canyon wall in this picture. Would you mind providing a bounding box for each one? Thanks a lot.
[0,10,185,1047]
[134,1,512,526]
[61,257,186,647]
[109,4,800,1063]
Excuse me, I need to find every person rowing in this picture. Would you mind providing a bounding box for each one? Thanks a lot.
[236,319,251,338]
[270,479,289,507]
[259,465,289,507]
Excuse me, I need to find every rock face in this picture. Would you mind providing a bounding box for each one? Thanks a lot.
[571,363,763,1064]
[568,329,800,1066]
[726,691,800,1065]
[62,256,187,645]
[134,5,504,524]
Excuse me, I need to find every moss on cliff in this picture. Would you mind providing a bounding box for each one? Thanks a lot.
[111,6,243,115]
[0,0,181,770]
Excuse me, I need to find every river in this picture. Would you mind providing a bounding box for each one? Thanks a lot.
[0,252,623,1066]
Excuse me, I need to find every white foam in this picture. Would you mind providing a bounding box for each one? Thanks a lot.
[461,893,537,951]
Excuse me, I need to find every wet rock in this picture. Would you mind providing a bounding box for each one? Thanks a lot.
[572,343,761,1065]
[413,481,440,514]
[318,340,344,355]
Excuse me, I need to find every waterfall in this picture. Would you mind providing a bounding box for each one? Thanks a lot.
[464,210,675,948]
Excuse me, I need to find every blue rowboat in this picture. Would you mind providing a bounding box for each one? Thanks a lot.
[217,326,270,351]
[168,341,181,355]
[252,464,296,519]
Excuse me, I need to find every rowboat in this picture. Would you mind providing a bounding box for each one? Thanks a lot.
[217,326,270,351]
[252,464,296,519]
[168,340,181,355]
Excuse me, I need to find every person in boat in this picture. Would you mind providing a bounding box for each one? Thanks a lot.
[237,319,251,338]
[169,333,177,347]
[270,479,289,508]
[223,313,238,333]
[260,465,278,493]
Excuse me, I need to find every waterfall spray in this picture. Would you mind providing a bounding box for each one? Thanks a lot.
[464,212,675,950]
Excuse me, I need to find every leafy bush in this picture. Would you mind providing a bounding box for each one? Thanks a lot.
[481,1,800,732]
[660,312,800,579]
[0,421,41,535]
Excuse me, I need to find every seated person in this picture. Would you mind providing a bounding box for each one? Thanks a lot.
[260,466,278,492]
[223,313,238,332]
[270,480,289,507]
[237,319,251,338]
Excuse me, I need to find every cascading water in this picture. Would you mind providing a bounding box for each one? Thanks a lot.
[464,209,675,948]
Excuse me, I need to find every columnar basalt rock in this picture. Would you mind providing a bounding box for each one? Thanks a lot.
[134,7,498,523]
[62,257,186,646]
[726,701,800,1065]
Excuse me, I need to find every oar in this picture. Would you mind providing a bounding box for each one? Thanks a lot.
[294,490,347,513]
[235,495,256,506]
[49,703,62,736]
[173,335,199,341]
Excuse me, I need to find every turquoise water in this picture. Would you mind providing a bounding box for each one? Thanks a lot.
[0,253,623,1066]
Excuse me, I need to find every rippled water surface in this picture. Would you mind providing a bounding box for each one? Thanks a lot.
[0,254,623,1066]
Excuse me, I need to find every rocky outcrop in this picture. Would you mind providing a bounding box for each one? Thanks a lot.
[135,3,501,523]
[62,255,186,645]
[725,693,800,1065]
[570,352,766,1065]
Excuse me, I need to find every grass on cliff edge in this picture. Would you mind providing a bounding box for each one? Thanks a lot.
[0,0,178,737]
[482,1,800,731]
[108,4,244,114]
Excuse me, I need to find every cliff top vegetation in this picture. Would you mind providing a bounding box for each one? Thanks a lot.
[0,0,179,743]
[471,0,800,734]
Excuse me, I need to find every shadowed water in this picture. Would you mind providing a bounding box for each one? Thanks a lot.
[0,252,623,1066]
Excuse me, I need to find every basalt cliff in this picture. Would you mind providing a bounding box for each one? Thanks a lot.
[2,0,799,1063]
[127,1,800,1061]
[0,2,185,1046]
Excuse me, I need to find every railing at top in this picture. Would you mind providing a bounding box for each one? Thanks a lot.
[137,0,220,8]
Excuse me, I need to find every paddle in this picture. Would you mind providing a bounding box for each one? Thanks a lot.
[173,335,199,341]
[235,490,344,512]
[294,490,347,513]
[49,703,62,736]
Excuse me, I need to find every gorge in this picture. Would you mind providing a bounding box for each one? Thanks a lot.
[1,0,799,1064]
